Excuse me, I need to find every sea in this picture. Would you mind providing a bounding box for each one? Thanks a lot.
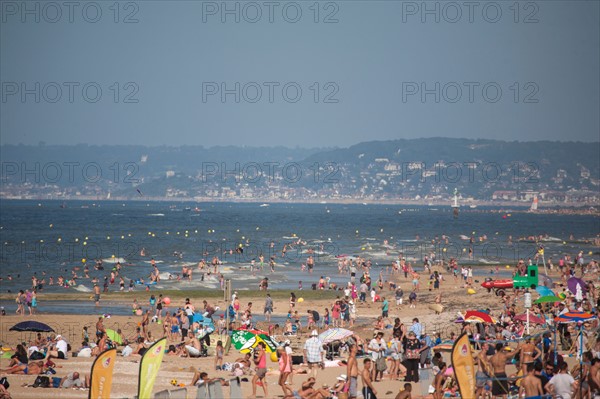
[0,200,598,301]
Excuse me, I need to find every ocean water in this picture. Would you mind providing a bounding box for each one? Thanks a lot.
[0,200,598,296]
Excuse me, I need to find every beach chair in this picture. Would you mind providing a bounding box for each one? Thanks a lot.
[169,387,188,399]
[207,380,224,399]
[153,389,170,399]
[195,381,210,399]
[229,377,243,399]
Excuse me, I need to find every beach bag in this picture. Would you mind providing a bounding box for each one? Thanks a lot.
[52,377,62,388]
[30,351,45,360]
[376,357,387,372]
[0,377,9,389]
[405,348,420,360]
[33,376,50,388]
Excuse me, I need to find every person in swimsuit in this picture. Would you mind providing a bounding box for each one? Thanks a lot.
[519,337,541,372]
[490,343,513,399]
[347,343,359,399]
[0,360,44,375]
[278,346,291,395]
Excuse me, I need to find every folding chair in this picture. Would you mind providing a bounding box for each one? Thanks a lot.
[207,381,224,399]
[229,377,243,399]
[153,390,170,399]
[169,387,188,399]
[196,381,210,399]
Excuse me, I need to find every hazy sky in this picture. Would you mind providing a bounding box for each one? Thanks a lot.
[1,1,599,147]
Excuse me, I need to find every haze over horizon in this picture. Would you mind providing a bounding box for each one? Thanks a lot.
[1,1,599,147]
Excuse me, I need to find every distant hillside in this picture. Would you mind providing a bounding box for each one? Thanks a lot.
[1,139,598,203]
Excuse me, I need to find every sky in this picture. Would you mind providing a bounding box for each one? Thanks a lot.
[1,0,599,147]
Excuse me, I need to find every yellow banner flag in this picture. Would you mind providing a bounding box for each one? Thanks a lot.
[138,337,167,399]
[451,333,476,399]
[88,348,117,399]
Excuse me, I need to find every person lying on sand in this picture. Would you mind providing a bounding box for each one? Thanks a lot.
[59,372,90,389]
[0,360,44,375]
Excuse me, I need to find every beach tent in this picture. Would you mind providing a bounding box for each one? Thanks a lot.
[230,330,278,353]
[105,329,123,345]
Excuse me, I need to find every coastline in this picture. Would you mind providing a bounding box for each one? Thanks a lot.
[1,196,598,213]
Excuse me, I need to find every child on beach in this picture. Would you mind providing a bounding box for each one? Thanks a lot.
[215,340,224,370]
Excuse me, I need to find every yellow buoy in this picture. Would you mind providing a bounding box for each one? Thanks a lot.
[506,265,511,269]
[82,258,86,263]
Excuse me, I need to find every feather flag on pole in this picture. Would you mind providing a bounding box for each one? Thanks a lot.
[138,338,166,399]
[89,348,116,399]
[451,333,476,399]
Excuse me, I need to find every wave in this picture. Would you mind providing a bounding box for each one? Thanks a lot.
[478,258,501,264]
[102,257,126,264]
[147,213,165,217]
[73,284,92,292]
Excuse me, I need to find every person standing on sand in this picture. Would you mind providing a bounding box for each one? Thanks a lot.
[96,316,106,339]
[251,342,268,399]
[361,358,378,399]
[519,363,544,398]
[490,343,513,398]
[303,330,324,379]
[347,343,359,399]
[141,310,150,340]
[277,346,291,395]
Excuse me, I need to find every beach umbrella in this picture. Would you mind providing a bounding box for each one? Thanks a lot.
[230,330,278,353]
[9,321,54,332]
[535,286,555,297]
[534,295,562,304]
[239,328,269,335]
[105,329,123,345]
[554,311,597,399]
[539,274,554,288]
[567,277,587,295]
[514,314,546,325]
[463,310,496,324]
[318,328,354,344]
[555,311,596,323]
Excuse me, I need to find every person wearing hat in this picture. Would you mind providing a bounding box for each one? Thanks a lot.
[403,331,422,383]
[46,334,68,360]
[332,374,348,394]
[368,331,387,381]
[303,330,324,378]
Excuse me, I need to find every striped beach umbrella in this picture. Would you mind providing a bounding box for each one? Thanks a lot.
[318,328,354,344]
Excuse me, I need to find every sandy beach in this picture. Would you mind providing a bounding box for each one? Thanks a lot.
[0,265,548,399]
